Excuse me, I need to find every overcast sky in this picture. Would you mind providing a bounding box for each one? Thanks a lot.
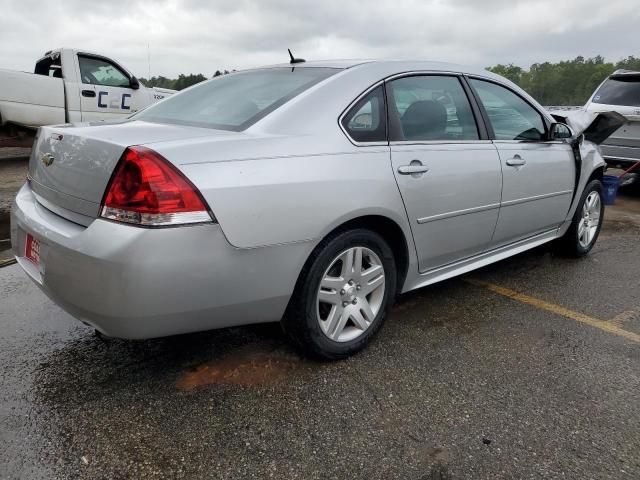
[1,0,638,78]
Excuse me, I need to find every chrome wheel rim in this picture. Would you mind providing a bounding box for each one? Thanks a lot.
[578,191,601,248]
[316,246,386,343]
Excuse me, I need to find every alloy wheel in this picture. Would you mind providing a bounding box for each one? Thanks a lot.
[578,191,601,249]
[316,246,386,342]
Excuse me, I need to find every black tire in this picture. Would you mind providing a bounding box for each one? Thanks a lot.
[556,179,604,257]
[282,229,397,360]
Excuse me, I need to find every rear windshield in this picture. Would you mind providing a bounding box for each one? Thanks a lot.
[592,76,640,107]
[135,67,339,131]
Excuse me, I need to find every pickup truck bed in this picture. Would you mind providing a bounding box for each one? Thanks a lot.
[0,69,65,127]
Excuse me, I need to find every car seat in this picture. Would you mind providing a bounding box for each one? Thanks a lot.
[401,100,447,140]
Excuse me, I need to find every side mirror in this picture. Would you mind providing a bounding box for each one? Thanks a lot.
[549,122,572,140]
[129,76,140,90]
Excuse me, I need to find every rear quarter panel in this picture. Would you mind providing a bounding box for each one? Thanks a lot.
[177,136,412,250]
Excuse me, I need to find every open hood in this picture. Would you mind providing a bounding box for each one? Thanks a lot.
[551,110,627,145]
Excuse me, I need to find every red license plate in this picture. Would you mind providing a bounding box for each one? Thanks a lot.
[25,234,41,266]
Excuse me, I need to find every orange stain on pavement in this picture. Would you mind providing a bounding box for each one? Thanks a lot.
[177,347,301,391]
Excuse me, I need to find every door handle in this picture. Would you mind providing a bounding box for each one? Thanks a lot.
[81,90,96,98]
[398,161,429,176]
[506,155,526,167]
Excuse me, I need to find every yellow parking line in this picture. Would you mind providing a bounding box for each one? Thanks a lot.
[609,310,638,329]
[465,278,640,344]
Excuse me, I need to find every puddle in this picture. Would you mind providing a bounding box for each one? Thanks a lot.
[176,346,302,390]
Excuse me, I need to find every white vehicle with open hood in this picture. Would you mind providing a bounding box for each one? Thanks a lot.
[550,70,640,182]
[584,70,640,174]
[0,48,175,131]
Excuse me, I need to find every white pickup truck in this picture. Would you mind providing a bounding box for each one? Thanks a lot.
[0,48,175,132]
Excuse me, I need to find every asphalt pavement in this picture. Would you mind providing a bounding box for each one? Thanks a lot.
[1,193,639,480]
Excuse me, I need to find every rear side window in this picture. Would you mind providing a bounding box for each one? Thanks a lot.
[341,86,387,143]
[34,53,63,78]
[136,67,338,131]
[470,79,545,141]
[387,75,479,141]
[592,77,640,107]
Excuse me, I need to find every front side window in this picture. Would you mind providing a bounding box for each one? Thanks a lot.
[592,77,640,107]
[78,56,130,88]
[470,79,546,141]
[388,75,479,141]
[341,86,386,142]
[136,67,338,131]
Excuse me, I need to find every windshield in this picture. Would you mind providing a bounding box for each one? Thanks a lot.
[135,67,339,131]
[592,76,640,107]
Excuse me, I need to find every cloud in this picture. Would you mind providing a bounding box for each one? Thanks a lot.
[0,0,637,78]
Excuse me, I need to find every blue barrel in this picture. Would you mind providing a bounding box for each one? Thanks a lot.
[602,175,621,205]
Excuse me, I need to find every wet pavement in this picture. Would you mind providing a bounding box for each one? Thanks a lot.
[1,195,639,479]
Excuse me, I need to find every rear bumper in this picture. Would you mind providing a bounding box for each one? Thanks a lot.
[10,182,310,339]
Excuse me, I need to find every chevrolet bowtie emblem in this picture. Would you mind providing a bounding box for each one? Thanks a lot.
[41,153,55,167]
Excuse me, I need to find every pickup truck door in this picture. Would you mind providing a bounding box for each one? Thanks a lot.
[468,78,575,247]
[387,74,502,272]
[76,54,147,121]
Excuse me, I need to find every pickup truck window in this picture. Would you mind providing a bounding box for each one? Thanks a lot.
[34,54,62,78]
[135,67,339,131]
[78,55,130,88]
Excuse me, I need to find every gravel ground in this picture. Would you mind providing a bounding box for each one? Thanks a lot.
[1,194,639,479]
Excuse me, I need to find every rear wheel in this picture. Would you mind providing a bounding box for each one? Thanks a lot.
[557,179,604,256]
[282,229,396,360]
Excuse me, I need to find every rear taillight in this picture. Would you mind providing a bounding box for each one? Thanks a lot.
[100,146,214,227]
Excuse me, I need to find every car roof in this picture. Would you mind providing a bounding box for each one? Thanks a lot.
[610,69,640,79]
[259,59,496,77]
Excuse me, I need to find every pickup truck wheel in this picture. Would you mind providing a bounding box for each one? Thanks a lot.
[557,179,604,257]
[282,229,396,360]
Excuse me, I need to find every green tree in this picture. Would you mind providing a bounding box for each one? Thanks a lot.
[139,72,214,90]
[487,55,639,106]
[486,64,524,84]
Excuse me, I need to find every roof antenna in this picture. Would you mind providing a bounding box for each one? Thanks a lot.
[288,48,305,64]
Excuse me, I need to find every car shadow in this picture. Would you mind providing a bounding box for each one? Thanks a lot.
[32,241,564,404]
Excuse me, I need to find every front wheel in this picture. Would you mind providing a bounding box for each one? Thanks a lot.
[557,179,604,256]
[282,229,397,360]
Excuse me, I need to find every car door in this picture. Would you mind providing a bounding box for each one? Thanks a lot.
[76,54,145,121]
[387,74,502,272]
[468,78,575,246]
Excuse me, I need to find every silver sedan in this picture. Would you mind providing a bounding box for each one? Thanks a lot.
[11,59,607,359]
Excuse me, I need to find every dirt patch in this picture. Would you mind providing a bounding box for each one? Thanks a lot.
[0,154,29,213]
[0,152,29,260]
[0,211,10,261]
[176,345,302,391]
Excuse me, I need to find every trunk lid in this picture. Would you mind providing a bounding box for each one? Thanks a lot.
[28,120,232,225]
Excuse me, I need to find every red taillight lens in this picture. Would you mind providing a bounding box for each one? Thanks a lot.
[101,146,213,226]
